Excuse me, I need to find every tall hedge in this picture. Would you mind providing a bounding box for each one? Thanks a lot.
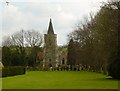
[2,66,26,77]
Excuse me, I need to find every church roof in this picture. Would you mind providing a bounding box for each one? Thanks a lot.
[47,18,54,34]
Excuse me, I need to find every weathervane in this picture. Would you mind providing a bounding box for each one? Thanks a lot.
[6,1,9,5]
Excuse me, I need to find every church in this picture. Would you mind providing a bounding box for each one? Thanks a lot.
[42,19,67,69]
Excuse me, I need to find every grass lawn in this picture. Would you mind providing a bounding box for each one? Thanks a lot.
[2,71,118,89]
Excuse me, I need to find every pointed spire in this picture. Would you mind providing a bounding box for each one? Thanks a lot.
[47,18,54,34]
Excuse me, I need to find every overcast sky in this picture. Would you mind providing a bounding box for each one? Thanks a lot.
[0,0,107,46]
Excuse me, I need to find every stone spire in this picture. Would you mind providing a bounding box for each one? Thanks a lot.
[47,18,54,34]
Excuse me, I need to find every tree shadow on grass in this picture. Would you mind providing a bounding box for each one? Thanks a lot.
[95,77,118,81]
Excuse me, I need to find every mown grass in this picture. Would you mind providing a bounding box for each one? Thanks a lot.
[2,71,118,89]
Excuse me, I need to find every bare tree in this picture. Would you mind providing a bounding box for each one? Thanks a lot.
[11,29,24,47]
[2,30,25,47]
[2,36,13,47]
[24,30,43,47]
[103,0,120,10]
[3,29,43,47]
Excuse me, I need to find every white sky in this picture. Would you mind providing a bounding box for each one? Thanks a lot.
[0,0,107,46]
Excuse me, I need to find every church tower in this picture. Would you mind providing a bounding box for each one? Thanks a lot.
[43,19,58,69]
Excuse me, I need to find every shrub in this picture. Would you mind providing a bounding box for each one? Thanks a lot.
[2,66,26,77]
[108,52,120,79]
[108,61,120,79]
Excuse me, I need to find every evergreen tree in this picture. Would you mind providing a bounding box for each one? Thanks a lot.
[67,39,76,70]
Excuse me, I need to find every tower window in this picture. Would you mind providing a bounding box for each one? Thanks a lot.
[49,59,51,62]
[62,58,65,64]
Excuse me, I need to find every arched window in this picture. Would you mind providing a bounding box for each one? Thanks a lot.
[49,63,52,67]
